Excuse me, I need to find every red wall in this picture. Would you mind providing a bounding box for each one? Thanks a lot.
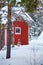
[14,21,29,45]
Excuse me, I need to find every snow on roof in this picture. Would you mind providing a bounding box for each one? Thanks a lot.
[20,12,34,22]
[12,7,34,22]
[25,12,34,21]
[1,6,34,24]
[14,10,34,22]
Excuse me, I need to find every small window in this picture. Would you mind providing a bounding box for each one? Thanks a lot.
[15,27,21,34]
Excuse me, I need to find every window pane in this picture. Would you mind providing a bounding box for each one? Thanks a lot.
[15,27,21,34]
[16,28,20,33]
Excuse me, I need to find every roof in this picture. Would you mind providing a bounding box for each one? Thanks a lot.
[12,7,34,22]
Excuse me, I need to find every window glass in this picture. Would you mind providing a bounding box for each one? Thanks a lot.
[16,28,20,33]
[15,27,21,34]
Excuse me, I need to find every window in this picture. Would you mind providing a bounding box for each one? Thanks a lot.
[15,27,21,34]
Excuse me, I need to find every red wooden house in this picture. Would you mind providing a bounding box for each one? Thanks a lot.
[5,17,29,45]
[4,11,34,46]
[14,20,28,45]
[1,6,34,48]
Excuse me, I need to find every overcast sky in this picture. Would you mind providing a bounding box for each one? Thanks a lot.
[16,0,21,2]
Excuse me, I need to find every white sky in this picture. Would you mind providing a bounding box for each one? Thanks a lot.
[16,0,21,3]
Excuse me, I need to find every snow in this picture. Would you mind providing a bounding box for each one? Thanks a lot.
[0,6,34,24]
[0,30,43,65]
[0,11,3,15]
[1,6,8,12]
[14,10,34,22]
[38,31,43,41]
[0,5,43,65]
[1,18,8,24]
[0,45,43,65]
[12,7,24,11]
[25,12,34,21]
[0,45,31,65]
[29,31,43,46]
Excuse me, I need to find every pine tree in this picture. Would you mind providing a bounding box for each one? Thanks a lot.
[20,0,39,12]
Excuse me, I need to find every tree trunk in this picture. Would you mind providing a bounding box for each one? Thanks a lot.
[6,5,12,59]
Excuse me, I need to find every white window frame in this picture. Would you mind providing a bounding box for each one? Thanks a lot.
[15,27,21,34]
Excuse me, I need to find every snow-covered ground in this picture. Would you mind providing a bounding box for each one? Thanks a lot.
[0,45,43,65]
[29,31,43,46]
[0,31,43,65]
